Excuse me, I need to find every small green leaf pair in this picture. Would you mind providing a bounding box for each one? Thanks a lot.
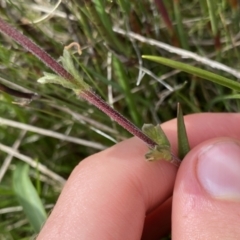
[142,123,172,162]
[38,49,90,94]
[142,104,190,164]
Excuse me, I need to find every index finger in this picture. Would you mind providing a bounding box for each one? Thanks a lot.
[38,113,240,240]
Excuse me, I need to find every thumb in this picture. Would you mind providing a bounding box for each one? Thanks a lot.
[172,138,240,240]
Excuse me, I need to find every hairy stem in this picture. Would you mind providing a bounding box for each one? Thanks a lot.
[0,18,72,81]
[81,91,156,147]
[0,17,157,148]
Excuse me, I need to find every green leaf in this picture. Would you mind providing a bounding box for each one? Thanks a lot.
[142,124,172,161]
[177,103,190,159]
[38,72,77,90]
[60,49,80,81]
[208,94,240,109]
[13,163,47,233]
[142,124,170,147]
[117,0,131,13]
[142,55,240,92]
[38,49,90,92]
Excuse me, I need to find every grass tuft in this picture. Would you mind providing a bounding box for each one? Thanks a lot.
[0,1,240,238]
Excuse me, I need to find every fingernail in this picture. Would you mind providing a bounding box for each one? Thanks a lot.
[197,141,240,200]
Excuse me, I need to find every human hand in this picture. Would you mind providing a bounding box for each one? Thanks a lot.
[37,113,240,240]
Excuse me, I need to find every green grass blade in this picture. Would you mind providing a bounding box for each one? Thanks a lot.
[113,56,141,125]
[173,0,189,50]
[142,55,240,92]
[117,0,131,13]
[208,94,240,109]
[229,0,240,32]
[206,0,218,37]
[176,92,201,113]
[206,0,221,50]
[84,1,115,49]
[13,163,47,233]
[85,0,127,54]
[177,103,190,159]
[200,0,208,15]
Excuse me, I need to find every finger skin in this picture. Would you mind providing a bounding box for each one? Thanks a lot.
[37,137,177,240]
[172,138,240,240]
[37,113,240,240]
[143,113,240,239]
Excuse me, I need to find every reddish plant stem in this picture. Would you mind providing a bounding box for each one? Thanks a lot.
[0,17,157,148]
[0,18,73,81]
[81,91,157,148]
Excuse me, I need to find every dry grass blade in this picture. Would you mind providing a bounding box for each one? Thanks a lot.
[51,104,118,134]
[31,0,62,24]
[113,27,240,78]
[0,204,54,215]
[0,143,66,184]
[0,117,106,150]
[0,130,26,182]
